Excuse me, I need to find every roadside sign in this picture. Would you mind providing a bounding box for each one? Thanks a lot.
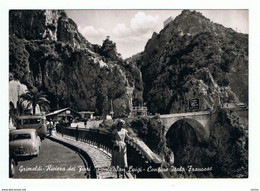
[189,99,200,110]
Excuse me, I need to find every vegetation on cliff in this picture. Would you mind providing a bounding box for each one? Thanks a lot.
[9,10,143,117]
[133,10,248,114]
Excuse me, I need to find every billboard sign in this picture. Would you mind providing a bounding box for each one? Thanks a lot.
[189,99,200,110]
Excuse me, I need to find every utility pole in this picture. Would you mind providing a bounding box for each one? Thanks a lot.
[56,87,59,110]
[17,85,20,116]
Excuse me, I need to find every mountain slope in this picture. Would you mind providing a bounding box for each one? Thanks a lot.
[132,10,248,114]
[9,10,143,117]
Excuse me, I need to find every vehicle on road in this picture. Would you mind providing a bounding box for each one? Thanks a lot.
[16,115,48,139]
[9,129,41,157]
[9,152,18,177]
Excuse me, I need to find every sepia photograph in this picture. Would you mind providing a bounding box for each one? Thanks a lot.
[8,9,248,179]
[1,0,259,190]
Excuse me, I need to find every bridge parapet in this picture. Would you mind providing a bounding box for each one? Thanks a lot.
[56,124,163,178]
[160,111,211,119]
[126,137,162,164]
[159,111,213,142]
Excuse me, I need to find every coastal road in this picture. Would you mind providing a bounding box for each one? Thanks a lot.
[12,138,87,179]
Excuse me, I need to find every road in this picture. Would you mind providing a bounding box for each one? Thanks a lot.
[12,138,87,178]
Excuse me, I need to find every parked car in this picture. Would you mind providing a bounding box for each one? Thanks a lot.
[9,152,18,177]
[9,129,41,157]
[16,115,48,140]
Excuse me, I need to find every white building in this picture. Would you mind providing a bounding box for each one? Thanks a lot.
[221,102,236,109]
[79,111,95,120]
[163,16,173,27]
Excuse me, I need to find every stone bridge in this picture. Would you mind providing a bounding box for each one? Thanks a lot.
[159,111,216,143]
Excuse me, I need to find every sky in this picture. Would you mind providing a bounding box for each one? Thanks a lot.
[66,9,248,59]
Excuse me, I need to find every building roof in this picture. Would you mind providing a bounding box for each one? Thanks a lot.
[131,106,148,111]
[17,115,45,119]
[46,107,80,117]
[79,111,95,114]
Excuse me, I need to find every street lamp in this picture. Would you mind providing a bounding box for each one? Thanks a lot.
[110,100,114,118]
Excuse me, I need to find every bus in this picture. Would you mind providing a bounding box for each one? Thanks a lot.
[16,115,48,140]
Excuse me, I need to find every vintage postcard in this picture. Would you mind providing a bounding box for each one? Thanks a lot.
[1,1,259,190]
[8,8,248,179]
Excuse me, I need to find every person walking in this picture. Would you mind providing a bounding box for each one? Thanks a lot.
[111,119,130,178]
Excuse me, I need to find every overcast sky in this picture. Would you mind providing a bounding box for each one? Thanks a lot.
[66,9,248,59]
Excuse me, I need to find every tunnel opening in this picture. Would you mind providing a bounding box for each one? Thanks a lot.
[166,120,210,170]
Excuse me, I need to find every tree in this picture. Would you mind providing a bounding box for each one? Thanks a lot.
[9,101,17,120]
[20,88,50,115]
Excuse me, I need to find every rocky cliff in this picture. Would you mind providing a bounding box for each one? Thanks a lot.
[131,10,248,114]
[9,10,143,117]
[126,10,248,178]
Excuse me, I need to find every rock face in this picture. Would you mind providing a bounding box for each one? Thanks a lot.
[9,10,143,117]
[133,10,248,114]
[126,10,248,178]
[10,10,248,117]
[9,10,90,47]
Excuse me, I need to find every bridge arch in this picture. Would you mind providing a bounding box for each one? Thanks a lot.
[167,118,208,143]
[162,114,211,143]
[165,118,208,167]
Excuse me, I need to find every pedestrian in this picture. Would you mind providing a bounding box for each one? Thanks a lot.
[111,119,131,178]
[49,119,54,136]
[84,118,87,128]
[53,120,56,131]
[75,125,79,141]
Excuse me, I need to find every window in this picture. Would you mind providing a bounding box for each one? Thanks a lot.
[10,133,31,141]
[23,118,41,125]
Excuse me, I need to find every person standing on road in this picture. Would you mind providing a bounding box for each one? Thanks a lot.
[111,119,131,178]
[49,119,54,136]
[75,125,79,141]
[84,118,87,128]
